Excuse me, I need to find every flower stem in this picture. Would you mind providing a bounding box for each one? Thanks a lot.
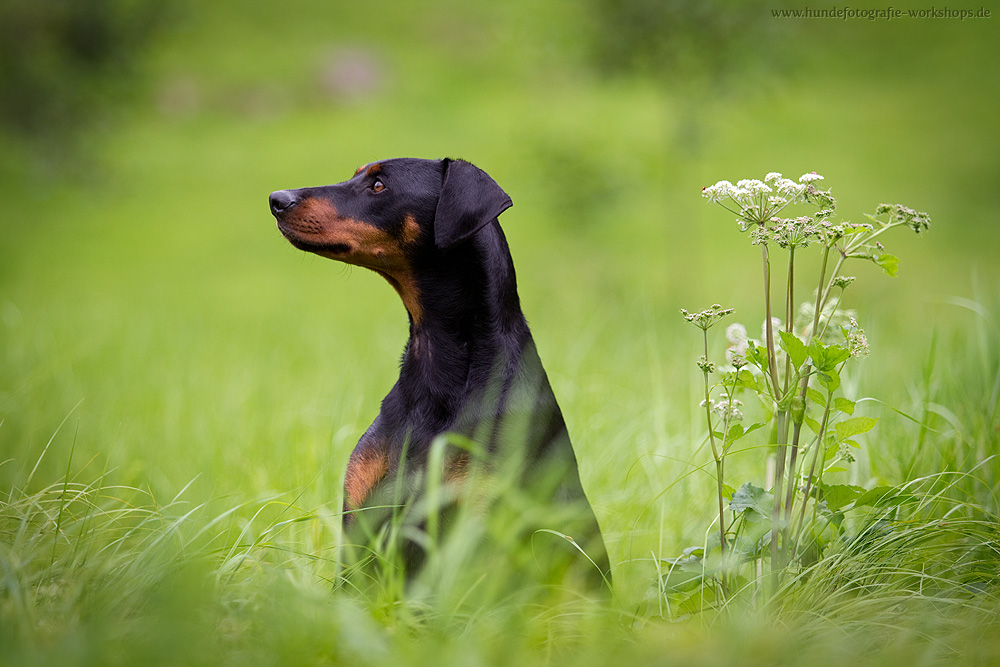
[791,386,835,559]
[701,329,728,595]
[784,245,831,537]
[779,246,798,553]
[762,241,787,590]
[761,243,782,400]
[784,246,795,395]
[843,220,903,255]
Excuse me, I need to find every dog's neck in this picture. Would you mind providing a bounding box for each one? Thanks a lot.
[398,222,529,403]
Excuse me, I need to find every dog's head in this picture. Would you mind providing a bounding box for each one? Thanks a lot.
[269,158,512,272]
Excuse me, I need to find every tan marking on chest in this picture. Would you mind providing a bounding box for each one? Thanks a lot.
[344,446,390,510]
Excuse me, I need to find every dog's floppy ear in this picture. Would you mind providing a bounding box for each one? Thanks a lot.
[434,159,513,249]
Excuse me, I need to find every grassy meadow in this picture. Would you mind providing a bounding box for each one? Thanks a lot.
[2,1,999,664]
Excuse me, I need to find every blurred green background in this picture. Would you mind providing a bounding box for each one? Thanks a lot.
[1,0,998,593]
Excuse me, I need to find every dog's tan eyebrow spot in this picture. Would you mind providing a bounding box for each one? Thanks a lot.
[366,163,382,177]
[354,164,367,176]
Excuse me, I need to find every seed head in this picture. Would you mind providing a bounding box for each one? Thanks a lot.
[697,356,716,374]
[682,304,735,330]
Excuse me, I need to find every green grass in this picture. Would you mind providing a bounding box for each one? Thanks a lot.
[2,0,999,664]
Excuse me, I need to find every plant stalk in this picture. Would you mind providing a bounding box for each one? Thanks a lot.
[701,329,728,595]
[763,241,787,590]
[792,388,835,556]
[783,245,831,535]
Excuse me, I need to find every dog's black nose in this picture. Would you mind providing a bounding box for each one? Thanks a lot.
[269,190,298,215]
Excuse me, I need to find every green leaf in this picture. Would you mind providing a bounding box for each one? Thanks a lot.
[806,387,827,408]
[820,484,865,511]
[854,486,891,507]
[660,569,704,593]
[874,253,900,277]
[808,339,851,370]
[726,423,744,442]
[778,330,809,369]
[833,397,856,415]
[733,369,763,393]
[817,368,841,392]
[679,586,717,615]
[729,482,773,518]
[834,416,878,441]
[745,342,773,377]
[803,415,821,434]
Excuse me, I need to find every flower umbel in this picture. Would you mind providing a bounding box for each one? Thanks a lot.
[832,276,856,290]
[682,304,735,330]
[885,203,931,234]
[703,171,832,233]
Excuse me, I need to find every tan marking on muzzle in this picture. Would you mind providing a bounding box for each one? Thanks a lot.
[280,197,425,324]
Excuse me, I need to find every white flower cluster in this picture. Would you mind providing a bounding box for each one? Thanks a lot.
[767,172,811,198]
[701,394,745,422]
[702,172,826,227]
[845,317,870,360]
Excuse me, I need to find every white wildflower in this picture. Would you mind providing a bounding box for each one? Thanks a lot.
[702,180,734,203]
[799,172,825,183]
[848,329,869,359]
[775,178,806,198]
[701,396,745,422]
[845,317,869,359]
[736,179,772,196]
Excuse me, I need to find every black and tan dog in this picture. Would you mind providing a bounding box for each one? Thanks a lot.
[269,158,608,584]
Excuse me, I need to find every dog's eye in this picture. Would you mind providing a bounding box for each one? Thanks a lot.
[372,180,385,193]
